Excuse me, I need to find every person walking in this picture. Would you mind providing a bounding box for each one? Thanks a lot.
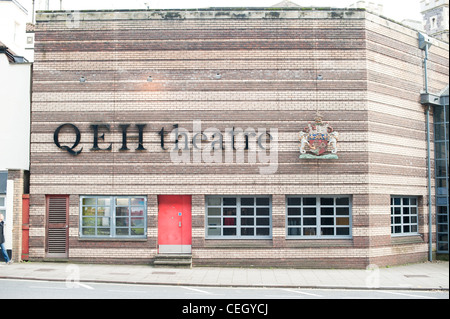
[0,213,12,265]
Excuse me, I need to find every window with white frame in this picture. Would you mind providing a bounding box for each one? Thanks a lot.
[206,196,272,239]
[391,196,419,235]
[286,196,352,238]
[80,196,147,238]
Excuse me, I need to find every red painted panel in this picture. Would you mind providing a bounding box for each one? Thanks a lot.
[158,195,192,247]
[22,194,30,261]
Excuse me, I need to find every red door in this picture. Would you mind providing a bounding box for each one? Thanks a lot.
[158,195,192,254]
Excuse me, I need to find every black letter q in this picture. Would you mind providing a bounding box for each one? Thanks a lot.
[54,123,83,156]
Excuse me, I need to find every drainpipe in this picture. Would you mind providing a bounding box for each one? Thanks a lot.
[425,43,432,262]
[426,105,432,262]
[419,32,434,262]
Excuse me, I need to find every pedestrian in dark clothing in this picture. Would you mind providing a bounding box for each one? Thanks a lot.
[0,214,12,264]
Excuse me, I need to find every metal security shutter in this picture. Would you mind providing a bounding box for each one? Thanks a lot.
[46,196,69,258]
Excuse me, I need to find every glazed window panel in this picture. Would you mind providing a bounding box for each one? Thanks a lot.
[80,196,147,238]
[390,196,419,236]
[286,196,352,239]
[434,103,449,254]
[205,196,272,239]
[0,195,6,221]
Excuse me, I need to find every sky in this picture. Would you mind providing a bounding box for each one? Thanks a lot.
[23,0,424,23]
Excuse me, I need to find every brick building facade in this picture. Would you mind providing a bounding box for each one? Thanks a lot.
[29,8,449,268]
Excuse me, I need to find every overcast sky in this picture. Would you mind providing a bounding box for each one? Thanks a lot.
[24,0,424,23]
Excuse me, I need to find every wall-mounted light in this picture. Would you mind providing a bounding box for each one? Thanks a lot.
[147,76,153,82]
[79,76,86,83]
[215,73,222,80]
[317,75,323,80]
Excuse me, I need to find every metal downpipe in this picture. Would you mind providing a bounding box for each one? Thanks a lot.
[426,105,433,262]
[424,43,433,262]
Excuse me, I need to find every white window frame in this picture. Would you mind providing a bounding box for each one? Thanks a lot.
[286,195,352,239]
[80,196,147,239]
[205,196,272,239]
[391,196,419,236]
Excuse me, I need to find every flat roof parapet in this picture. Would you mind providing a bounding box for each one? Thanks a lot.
[35,7,366,22]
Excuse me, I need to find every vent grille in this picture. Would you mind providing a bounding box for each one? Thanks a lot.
[47,196,68,257]
[48,197,67,224]
[48,228,67,254]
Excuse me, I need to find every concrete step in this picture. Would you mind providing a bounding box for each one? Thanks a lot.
[153,254,192,268]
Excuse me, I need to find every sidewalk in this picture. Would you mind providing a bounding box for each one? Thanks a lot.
[0,260,448,291]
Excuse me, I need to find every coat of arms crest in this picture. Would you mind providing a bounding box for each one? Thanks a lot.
[299,113,339,159]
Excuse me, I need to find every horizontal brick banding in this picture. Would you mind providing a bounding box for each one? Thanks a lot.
[32,69,368,82]
[29,9,448,268]
[31,110,369,123]
[35,39,367,52]
[192,257,369,269]
[35,28,366,42]
[32,80,368,92]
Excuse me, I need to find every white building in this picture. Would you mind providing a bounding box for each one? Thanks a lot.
[0,0,32,262]
[0,0,34,61]
[0,43,31,172]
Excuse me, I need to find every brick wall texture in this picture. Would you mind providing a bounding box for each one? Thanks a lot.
[29,9,449,268]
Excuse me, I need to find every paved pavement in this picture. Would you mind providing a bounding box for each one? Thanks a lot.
[0,260,448,291]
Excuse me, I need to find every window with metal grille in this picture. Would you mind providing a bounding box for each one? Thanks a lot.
[206,196,272,239]
[286,196,352,238]
[434,103,449,253]
[390,196,419,236]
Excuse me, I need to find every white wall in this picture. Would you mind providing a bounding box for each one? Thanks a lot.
[0,53,31,171]
[0,0,31,260]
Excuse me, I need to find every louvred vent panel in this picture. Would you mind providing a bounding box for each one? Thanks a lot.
[48,228,67,254]
[48,197,67,224]
[46,196,68,257]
